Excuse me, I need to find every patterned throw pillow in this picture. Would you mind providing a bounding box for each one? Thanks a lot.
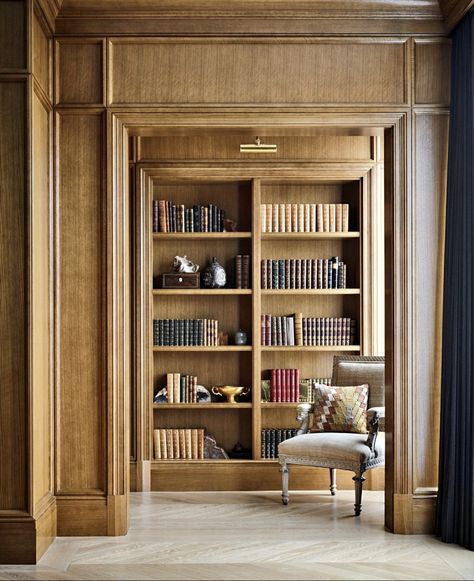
[311,384,369,434]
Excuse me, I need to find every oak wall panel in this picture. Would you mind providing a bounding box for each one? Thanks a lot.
[0,80,27,512]
[55,40,104,105]
[0,1,26,71]
[138,135,373,162]
[33,9,51,100]
[414,40,451,106]
[413,111,448,492]
[56,112,106,495]
[109,39,407,106]
[32,91,53,508]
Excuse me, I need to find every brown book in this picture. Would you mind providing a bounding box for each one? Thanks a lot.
[172,429,180,459]
[261,260,267,290]
[266,204,273,233]
[310,204,317,232]
[191,429,199,459]
[242,255,250,288]
[298,204,305,233]
[180,204,186,232]
[153,429,161,459]
[294,312,303,346]
[260,204,267,233]
[329,204,336,232]
[304,204,310,232]
[166,429,174,459]
[179,429,186,459]
[317,203,323,232]
[193,376,198,403]
[158,200,167,232]
[167,372,174,404]
[279,204,286,233]
[198,429,205,459]
[173,373,180,403]
[185,429,192,459]
[336,203,343,232]
[342,204,349,231]
[235,254,243,288]
[323,204,330,232]
[285,203,292,232]
[272,203,279,232]
[159,429,167,460]
[291,203,298,232]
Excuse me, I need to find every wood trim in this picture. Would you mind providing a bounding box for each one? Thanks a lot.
[439,0,474,31]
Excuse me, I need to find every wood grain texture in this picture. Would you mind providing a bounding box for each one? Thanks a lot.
[0,1,26,71]
[438,0,474,30]
[56,498,107,536]
[414,40,451,106]
[109,39,407,106]
[412,111,448,493]
[33,9,51,100]
[32,90,53,510]
[56,112,106,495]
[55,39,104,105]
[0,80,27,513]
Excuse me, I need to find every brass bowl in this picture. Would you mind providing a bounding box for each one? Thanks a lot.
[211,385,249,404]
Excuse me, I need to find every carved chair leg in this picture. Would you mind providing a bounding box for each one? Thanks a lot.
[329,468,337,496]
[352,471,366,516]
[281,463,289,505]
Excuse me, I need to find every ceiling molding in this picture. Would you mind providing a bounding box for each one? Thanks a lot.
[35,0,63,32]
[438,0,474,30]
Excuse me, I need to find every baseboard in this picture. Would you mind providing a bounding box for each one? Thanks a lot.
[56,495,128,536]
[0,496,56,564]
[150,461,385,492]
[392,492,437,534]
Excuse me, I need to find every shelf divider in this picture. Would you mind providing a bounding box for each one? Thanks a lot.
[252,178,262,461]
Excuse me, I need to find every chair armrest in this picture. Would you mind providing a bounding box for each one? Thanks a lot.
[365,406,385,452]
[296,403,313,435]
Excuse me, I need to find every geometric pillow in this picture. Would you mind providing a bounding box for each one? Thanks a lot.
[310,384,369,434]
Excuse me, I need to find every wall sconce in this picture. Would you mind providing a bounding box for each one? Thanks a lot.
[240,136,277,153]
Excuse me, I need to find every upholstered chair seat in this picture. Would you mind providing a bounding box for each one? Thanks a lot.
[278,356,385,516]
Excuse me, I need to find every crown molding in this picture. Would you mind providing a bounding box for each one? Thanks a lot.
[439,0,474,30]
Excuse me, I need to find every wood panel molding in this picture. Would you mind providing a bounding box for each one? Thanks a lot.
[108,38,408,107]
[414,39,451,106]
[0,1,27,72]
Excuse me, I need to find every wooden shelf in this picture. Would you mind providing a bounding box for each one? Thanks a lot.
[151,459,252,464]
[153,403,252,409]
[153,289,252,296]
[261,232,360,240]
[152,346,252,352]
[260,402,301,408]
[261,289,360,295]
[153,232,251,240]
[261,345,361,352]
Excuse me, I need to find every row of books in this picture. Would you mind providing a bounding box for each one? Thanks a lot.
[261,429,298,459]
[153,319,219,346]
[269,369,301,402]
[261,203,350,233]
[261,377,332,403]
[261,257,347,289]
[261,314,356,346]
[235,254,251,289]
[153,428,205,459]
[153,200,226,232]
[164,373,198,403]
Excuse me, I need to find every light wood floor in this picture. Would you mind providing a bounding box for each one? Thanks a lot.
[1,491,473,580]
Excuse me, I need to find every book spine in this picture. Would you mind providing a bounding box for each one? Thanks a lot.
[279,204,286,233]
[261,260,267,290]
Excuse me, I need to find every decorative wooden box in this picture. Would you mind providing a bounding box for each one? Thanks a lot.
[162,272,200,289]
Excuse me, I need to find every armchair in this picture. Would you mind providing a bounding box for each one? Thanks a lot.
[278,355,385,516]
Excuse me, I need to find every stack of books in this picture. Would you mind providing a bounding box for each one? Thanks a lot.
[153,319,219,346]
[261,203,349,233]
[269,369,301,402]
[261,313,356,346]
[261,429,298,459]
[299,378,332,402]
[261,257,347,289]
[235,254,251,289]
[158,373,199,404]
[153,428,205,459]
[153,200,226,232]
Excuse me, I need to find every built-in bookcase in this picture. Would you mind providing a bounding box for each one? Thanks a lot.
[135,168,374,490]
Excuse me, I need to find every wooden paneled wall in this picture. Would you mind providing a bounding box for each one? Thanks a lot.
[0,0,56,564]
[54,30,449,535]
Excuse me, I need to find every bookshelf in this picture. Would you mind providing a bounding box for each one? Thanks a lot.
[136,170,372,489]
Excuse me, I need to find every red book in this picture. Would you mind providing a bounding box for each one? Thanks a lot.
[276,369,282,402]
[295,369,300,403]
[270,369,277,402]
[289,369,295,402]
[285,369,291,402]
